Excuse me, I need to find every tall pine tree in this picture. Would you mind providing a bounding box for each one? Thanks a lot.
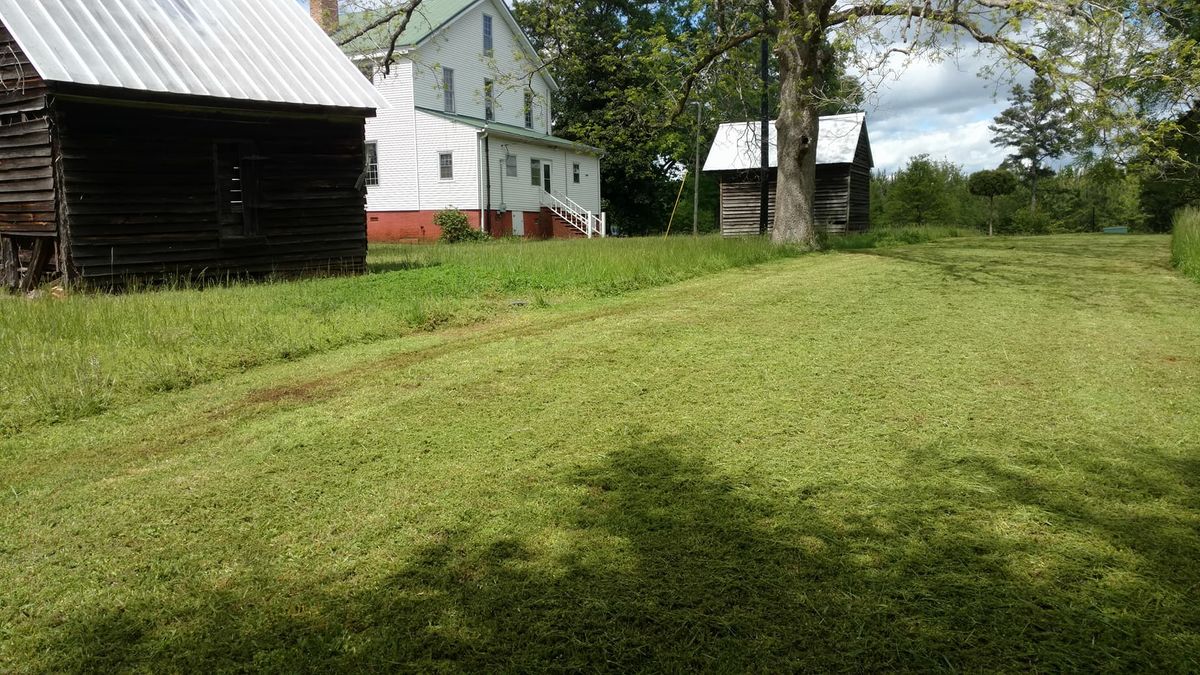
[989,77,1076,212]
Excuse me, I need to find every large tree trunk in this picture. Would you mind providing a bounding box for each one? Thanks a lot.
[771,4,823,248]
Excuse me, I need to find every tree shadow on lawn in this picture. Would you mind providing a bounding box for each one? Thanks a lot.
[861,239,1199,310]
[52,434,1199,672]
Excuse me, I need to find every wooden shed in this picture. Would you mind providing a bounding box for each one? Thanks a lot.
[702,113,873,236]
[0,0,385,290]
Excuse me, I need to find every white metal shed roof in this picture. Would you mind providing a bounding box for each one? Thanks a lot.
[703,113,868,171]
[0,0,386,111]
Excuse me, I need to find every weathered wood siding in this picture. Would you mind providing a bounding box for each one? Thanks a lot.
[0,21,55,235]
[847,126,872,232]
[848,164,871,232]
[718,165,851,237]
[54,99,368,280]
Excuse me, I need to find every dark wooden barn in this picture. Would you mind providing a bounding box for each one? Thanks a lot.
[702,113,873,236]
[0,0,385,290]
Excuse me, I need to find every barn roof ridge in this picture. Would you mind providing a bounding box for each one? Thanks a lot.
[703,112,870,171]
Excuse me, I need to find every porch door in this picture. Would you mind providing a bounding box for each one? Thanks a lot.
[542,161,552,193]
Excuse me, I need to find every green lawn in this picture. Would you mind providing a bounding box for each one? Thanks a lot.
[2,234,1198,671]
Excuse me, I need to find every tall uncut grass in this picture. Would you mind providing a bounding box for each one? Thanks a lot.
[0,229,976,436]
[1172,207,1200,282]
[0,237,803,436]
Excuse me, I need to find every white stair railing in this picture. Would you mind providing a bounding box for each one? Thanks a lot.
[542,192,606,238]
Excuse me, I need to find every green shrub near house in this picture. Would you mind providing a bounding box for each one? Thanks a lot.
[437,208,489,244]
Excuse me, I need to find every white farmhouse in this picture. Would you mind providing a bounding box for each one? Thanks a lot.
[322,0,606,240]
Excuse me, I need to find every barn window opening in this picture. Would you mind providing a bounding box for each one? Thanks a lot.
[0,110,46,127]
[439,152,454,180]
[524,91,533,129]
[364,142,379,186]
[484,79,494,121]
[442,67,455,113]
[530,158,541,186]
[505,152,517,177]
[214,141,258,238]
[573,163,581,184]
[483,14,494,56]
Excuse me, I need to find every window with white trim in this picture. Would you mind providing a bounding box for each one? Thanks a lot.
[439,152,454,180]
[530,158,541,186]
[524,91,533,129]
[573,163,581,184]
[483,14,493,56]
[505,153,517,177]
[365,142,379,187]
[442,67,455,113]
[484,79,494,122]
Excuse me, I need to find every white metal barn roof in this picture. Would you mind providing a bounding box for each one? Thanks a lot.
[0,0,386,111]
[703,113,868,171]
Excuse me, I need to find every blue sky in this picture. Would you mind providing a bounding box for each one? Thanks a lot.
[302,0,1017,172]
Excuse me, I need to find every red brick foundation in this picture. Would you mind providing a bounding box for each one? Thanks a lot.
[367,210,482,242]
[367,209,584,243]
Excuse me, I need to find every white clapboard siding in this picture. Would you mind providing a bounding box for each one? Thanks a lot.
[411,0,553,133]
[415,110,480,211]
[365,62,419,211]
[481,137,601,214]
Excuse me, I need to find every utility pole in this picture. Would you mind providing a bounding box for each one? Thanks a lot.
[693,101,702,237]
[759,0,770,236]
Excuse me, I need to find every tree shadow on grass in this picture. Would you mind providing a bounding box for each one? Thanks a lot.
[50,433,1200,672]
[861,238,1200,310]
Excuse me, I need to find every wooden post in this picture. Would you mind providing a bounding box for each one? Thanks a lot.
[20,237,52,293]
[0,237,18,291]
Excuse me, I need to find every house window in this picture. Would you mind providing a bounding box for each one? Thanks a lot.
[365,142,379,187]
[573,163,581,184]
[524,91,533,129]
[484,79,494,122]
[483,14,493,56]
[439,152,454,180]
[442,67,455,113]
[505,153,517,177]
[214,141,258,238]
[530,158,541,186]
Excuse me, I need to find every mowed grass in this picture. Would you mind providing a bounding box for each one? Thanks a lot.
[2,234,1198,671]
[1173,206,1200,282]
[0,236,806,437]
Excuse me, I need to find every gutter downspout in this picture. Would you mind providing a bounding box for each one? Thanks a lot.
[481,129,492,234]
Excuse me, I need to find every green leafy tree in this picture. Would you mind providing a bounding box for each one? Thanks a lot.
[989,77,1076,213]
[884,155,963,227]
[968,170,1018,236]
[1139,105,1200,232]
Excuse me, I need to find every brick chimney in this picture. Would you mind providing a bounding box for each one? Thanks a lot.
[310,0,339,34]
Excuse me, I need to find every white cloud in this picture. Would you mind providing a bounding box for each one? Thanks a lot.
[871,119,1003,173]
[850,38,1032,172]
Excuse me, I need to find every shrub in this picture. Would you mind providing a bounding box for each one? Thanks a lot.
[1172,207,1200,282]
[437,208,488,244]
[1008,207,1055,234]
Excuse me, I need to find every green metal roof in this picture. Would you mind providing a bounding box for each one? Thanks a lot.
[338,0,476,54]
[416,107,603,155]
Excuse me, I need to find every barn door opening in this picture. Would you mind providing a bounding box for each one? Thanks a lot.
[214,141,259,238]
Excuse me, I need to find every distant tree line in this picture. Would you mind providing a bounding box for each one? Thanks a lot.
[873,72,1200,235]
